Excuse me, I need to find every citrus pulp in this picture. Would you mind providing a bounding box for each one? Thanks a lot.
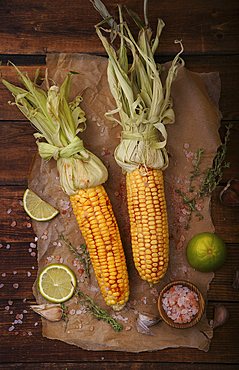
[38,264,77,303]
[23,189,59,221]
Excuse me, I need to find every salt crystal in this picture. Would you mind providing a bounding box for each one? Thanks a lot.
[34,322,38,326]
[5,306,10,311]
[13,283,19,289]
[6,244,11,249]
[29,248,32,253]
[2,273,6,277]
[11,221,16,227]
[179,216,186,223]
[13,271,17,275]
[7,208,12,214]
[70,309,76,315]
[27,272,31,277]
[8,326,15,332]
[0,284,5,288]
[30,243,36,248]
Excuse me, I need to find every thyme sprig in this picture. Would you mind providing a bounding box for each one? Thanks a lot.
[74,287,123,332]
[60,303,69,329]
[175,123,233,229]
[59,233,91,278]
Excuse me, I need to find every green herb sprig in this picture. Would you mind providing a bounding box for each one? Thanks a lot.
[59,233,91,278]
[60,303,69,329]
[175,123,233,229]
[74,288,123,332]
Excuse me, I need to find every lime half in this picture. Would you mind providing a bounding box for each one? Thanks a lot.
[38,264,77,303]
[186,232,227,272]
[23,189,59,221]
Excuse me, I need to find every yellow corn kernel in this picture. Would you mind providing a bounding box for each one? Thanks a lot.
[70,184,129,310]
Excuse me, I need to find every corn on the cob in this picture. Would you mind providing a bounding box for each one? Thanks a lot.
[126,168,169,284]
[70,185,129,309]
[93,1,184,285]
[2,65,129,310]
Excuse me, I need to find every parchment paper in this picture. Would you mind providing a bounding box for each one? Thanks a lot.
[30,53,222,352]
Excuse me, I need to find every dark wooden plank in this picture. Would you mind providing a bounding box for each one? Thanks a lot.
[0,120,238,186]
[0,55,238,121]
[0,363,238,370]
[0,121,37,186]
[0,237,238,302]
[1,239,238,302]
[0,300,238,364]
[0,0,238,56]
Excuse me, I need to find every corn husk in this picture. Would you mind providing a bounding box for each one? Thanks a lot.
[1,64,108,195]
[92,0,184,173]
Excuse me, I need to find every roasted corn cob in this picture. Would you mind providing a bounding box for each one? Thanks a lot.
[126,168,169,283]
[70,185,129,308]
[2,65,129,310]
[93,1,184,284]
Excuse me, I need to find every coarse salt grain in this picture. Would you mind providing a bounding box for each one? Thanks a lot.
[2,273,6,277]
[27,272,31,277]
[13,283,19,289]
[6,244,11,249]
[0,284,4,288]
[13,271,17,275]
[9,326,15,332]
[7,208,12,214]
[162,285,199,324]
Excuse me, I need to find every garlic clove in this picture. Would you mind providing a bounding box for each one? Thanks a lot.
[30,304,63,322]
[136,318,156,336]
[138,311,162,327]
[212,304,229,329]
[220,179,239,206]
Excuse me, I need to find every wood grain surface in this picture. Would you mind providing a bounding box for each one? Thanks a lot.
[0,0,238,368]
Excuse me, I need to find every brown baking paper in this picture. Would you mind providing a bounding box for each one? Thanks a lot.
[30,53,222,352]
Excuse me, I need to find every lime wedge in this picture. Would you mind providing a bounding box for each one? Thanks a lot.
[23,189,59,221]
[38,264,77,303]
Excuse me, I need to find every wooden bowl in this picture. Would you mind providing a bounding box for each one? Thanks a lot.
[158,280,205,329]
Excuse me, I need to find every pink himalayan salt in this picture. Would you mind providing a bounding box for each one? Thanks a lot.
[162,285,199,324]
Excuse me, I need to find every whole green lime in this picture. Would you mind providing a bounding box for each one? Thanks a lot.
[186,232,227,272]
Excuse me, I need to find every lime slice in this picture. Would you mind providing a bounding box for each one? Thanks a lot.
[38,264,77,303]
[23,189,59,221]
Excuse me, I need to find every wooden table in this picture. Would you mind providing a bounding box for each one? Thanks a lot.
[0,1,238,368]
